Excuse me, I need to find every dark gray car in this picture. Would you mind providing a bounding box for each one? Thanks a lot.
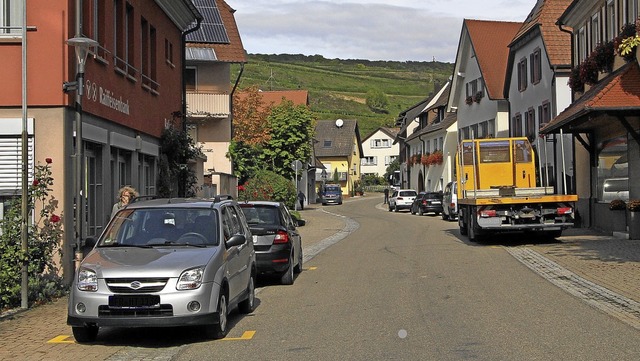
[239,201,304,285]
[67,197,256,343]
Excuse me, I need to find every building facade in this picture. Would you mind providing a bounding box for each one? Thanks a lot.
[0,0,200,281]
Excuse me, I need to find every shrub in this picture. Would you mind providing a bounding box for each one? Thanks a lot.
[592,41,615,73]
[579,57,599,85]
[238,170,297,209]
[568,65,584,92]
[0,159,66,310]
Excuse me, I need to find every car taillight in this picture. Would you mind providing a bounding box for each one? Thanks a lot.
[273,230,289,244]
[480,209,497,217]
[557,207,573,215]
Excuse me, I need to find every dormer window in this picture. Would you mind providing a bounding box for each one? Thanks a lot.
[323,140,332,148]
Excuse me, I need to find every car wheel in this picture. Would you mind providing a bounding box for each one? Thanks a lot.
[281,255,294,285]
[238,273,255,314]
[394,205,398,212]
[72,325,99,343]
[294,247,303,274]
[418,208,424,216]
[205,292,229,339]
[388,204,392,212]
[442,211,449,220]
[410,206,415,215]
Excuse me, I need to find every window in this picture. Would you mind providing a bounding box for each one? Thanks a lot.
[577,27,587,63]
[385,155,397,165]
[597,135,628,201]
[606,0,617,41]
[323,140,332,148]
[466,79,477,97]
[114,0,125,68]
[626,0,638,23]
[82,0,107,59]
[125,3,135,76]
[590,13,601,51]
[539,101,551,126]
[479,121,488,139]
[512,113,523,137]
[426,140,431,154]
[361,156,376,166]
[139,154,156,196]
[165,39,174,66]
[0,0,23,37]
[479,140,510,163]
[141,19,158,92]
[86,142,104,238]
[525,108,536,140]
[371,139,390,148]
[530,48,542,84]
[185,67,197,91]
[517,58,528,91]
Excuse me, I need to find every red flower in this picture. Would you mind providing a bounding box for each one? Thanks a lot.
[50,214,60,223]
[237,185,245,191]
[32,179,39,186]
[45,158,52,164]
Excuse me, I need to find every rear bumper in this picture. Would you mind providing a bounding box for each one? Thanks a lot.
[256,248,291,273]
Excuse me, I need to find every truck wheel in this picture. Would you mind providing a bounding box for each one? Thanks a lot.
[459,209,468,235]
[468,215,483,242]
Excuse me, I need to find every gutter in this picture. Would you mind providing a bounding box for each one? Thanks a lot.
[181,16,203,131]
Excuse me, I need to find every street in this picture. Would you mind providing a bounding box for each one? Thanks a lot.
[1,196,639,360]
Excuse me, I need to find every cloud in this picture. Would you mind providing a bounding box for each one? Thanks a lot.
[226,0,536,62]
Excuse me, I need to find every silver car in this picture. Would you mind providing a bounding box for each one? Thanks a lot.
[67,197,256,343]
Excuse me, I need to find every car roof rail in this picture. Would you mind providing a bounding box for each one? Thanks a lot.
[130,195,157,204]
[214,194,234,203]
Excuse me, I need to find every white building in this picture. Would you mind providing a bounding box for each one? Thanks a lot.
[361,127,399,181]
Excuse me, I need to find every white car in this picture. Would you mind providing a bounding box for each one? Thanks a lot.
[388,189,417,212]
[441,181,458,221]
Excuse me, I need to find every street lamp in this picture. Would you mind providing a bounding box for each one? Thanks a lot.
[64,36,97,270]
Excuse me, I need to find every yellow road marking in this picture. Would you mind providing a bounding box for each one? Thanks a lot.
[222,330,255,341]
[307,266,318,270]
[47,335,75,344]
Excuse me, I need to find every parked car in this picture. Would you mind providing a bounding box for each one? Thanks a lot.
[441,181,458,221]
[388,189,417,212]
[410,191,443,216]
[239,201,304,285]
[67,196,256,343]
[321,184,343,205]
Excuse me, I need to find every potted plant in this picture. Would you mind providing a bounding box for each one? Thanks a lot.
[568,65,584,93]
[593,41,615,73]
[579,57,599,85]
[474,91,483,103]
[465,96,473,105]
[609,199,627,233]
[627,199,640,239]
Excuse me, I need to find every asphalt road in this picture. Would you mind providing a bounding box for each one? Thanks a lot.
[173,197,640,361]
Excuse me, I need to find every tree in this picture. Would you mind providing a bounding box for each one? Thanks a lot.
[384,158,400,185]
[263,100,315,180]
[365,88,389,114]
[232,85,272,145]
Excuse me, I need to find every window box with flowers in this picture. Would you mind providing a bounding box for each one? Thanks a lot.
[465,96,473,105]
[421,153,430,166]
[568,64,584,93]
[593,40,615,73]
[627,199,640,239]
[427,150,444,166]
[615,21,638,62]
[473,91,483,103]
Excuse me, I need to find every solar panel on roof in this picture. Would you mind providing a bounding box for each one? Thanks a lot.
[187,0,230,44]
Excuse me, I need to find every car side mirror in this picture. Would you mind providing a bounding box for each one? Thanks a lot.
[226,234,246,248]
[82,237,97,257]
[295,219,306,227]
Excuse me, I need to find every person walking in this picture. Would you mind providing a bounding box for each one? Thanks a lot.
[111,186,138,218]
[383,187,390,204]
[298,191,306,210]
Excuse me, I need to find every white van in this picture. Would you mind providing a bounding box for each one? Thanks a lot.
[441,181,458,221]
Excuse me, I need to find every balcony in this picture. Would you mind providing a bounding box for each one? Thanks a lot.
[186,91,230,118]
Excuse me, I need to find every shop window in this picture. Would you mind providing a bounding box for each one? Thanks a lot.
[597,136,628,202]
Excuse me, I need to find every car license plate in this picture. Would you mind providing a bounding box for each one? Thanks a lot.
[108,295,160,309]
[432,201,441,204]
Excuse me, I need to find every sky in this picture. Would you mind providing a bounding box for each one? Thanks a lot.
[225,0,539,63]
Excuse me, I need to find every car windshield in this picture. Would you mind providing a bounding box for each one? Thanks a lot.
[240,205,281,226]
[99,208,219,247]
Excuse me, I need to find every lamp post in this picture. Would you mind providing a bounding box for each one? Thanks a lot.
[65,36,97,270]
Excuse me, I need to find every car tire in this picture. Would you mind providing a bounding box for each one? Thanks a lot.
[410,206,415,215]
[442,211,449,220]
[388,204,392,212]
[72,325,99,343]
[205,292,229,339]
[294,247,303,274]
[281,255,294,285]
[394,205,398,212]
[238,273,256,314]
[418,208,423,216]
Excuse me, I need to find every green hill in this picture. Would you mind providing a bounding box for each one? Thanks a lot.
[231,54,454,137]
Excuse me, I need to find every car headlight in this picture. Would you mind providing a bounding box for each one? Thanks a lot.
[77,268,98,292]
[177,267,204,290]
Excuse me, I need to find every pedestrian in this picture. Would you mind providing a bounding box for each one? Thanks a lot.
[298,191,306,210]
[111,186,138,218]
[383,187,389,204]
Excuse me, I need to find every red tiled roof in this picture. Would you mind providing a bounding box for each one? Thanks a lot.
[540,61,640,133]
[187,0,247,63]
[466,19,522,99]
[511,0,572,66]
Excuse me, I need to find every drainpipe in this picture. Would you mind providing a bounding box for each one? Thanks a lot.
[181,15,203,131]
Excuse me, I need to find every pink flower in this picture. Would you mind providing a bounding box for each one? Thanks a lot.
[45,158,52,164]
[238,185,245,191]
[50,214,60,223]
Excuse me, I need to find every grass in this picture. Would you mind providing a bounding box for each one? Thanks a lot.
[232,54,454,137]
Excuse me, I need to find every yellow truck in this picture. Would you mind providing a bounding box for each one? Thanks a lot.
[456,137,577,241]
